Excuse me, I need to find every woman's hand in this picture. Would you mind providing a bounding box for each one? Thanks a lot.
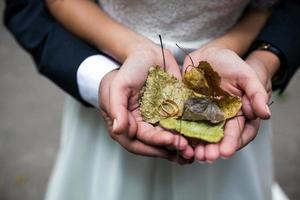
[182,45,271,162]
[243,51,275,119]
[99,43,194,164]
[236,50,279,150]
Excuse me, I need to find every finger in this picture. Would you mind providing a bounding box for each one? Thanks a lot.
[267,91,272,100]
[182,51,197,69]
[188,137,202,148]
[115,135,192,165]
[127,112,138,138]
[266,81,273,98]
[109,77,129,134]
[173,134,197,159]
[165,54,182,80]
[194,142,206,162]
[239,73,271,119]
[136,122,175,147]
[179,144,195,160]
[220,116,245,158]
[164,133,194,159]
[138,124,194,158]
[99,75,112,114]
[242,95,257,120]
[171,154,194,165]
[205,143,220,163]
[239,119,260,150]
[172,134,188,151]
[113,133,172,159]
[182,61,192,75]
[101,110,114,131]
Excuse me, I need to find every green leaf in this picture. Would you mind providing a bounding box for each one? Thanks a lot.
[159,118,224,142]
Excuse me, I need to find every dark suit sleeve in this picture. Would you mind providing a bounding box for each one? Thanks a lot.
[4,0,102,105]
[255,0,300,92]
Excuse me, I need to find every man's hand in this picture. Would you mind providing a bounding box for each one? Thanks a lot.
[182,46,271,162]
[99,44,194,164]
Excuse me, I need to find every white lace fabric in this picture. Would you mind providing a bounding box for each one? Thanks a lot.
[98,0,276,49]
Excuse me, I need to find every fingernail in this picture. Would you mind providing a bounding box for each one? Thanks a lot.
[265,105,271,116]
[112,118,118,132]
[221,156,228,160]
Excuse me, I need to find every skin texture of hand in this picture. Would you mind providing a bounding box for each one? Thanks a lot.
[182,46,271,162]
[236,50,279,151]
[243,53,273,120]
[99,44,194,164]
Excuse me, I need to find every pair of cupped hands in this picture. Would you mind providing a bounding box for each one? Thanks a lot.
[99,42,272,164]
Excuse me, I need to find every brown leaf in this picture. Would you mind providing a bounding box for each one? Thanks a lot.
[182,96,225,123]
[183,61,241,120]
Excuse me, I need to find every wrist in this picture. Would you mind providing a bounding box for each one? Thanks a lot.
[209,36,238,51]
[100,23,157,63]
[200,36,245,57]
[123,38,160,59]
[117,34,154,61]
[99,69,118,108]
[201,38,230,51]
[247,50,280,77]
[245,55,272,93]
[90,11,155,62]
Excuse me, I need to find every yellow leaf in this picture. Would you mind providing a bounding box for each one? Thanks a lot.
[140,66,192,123]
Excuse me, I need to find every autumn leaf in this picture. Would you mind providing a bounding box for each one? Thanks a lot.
[182,96,225,123]
[140,61,241,143]
[160,118,224,142]
[183,61,242,121]
[140,66,192,123]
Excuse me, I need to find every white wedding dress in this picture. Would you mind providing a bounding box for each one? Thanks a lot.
[45,1,280,200]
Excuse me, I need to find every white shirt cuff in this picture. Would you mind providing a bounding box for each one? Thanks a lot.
[77,55,120,108]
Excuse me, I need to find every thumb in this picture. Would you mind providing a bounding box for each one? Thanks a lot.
[241,95,257,120]
[182,55,194,75]
[240,74,271,119]
[109,78,129,135]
